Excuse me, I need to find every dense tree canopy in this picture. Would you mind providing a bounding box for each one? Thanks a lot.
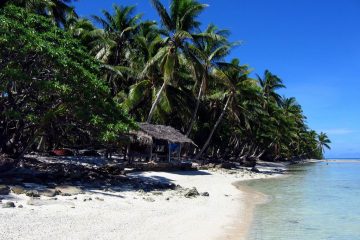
[0,0,330,161]
[0,5,135,158]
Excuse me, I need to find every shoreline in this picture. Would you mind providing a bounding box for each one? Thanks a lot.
[0,165,286,240]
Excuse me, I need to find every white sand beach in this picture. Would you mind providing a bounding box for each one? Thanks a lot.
[0,168,283,240]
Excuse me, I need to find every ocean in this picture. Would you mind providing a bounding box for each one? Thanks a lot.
[243,160,360,240]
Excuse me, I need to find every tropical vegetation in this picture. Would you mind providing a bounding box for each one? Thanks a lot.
[0,0,330,162]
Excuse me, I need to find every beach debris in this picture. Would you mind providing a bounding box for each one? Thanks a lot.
[95,197,104,201]
[2,201,15,208]
[184,187,200,198]
[25,190,40,198]
[50,149,74,156]
[0,185,10,195]
[18,204,23,208]
[83,197,92,202]
[201,192,210,197]
[143,197,155,202]
[151,191,163,196]
[38,189,60,197]
[56,186,84,196]
[10,186,26,195]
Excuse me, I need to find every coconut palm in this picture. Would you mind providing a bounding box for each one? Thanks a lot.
[185,24,236,136]
[195,59,251,159]
[257,70,285,107]
[88,4,143,95]
[143,0,207,123]
[317,132,331,156]
[91,5,142,64]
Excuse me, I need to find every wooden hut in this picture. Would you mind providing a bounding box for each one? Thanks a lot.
[127,123,196,163]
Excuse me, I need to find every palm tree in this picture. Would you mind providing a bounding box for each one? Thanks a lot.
[257,70,285,107]
[195,59,250,159]
[317,132,331,157]
[89,4,142,95]
[185,24,235,136]
[144,0,208,123]
[91,5,142,64]
[120,22,165,118]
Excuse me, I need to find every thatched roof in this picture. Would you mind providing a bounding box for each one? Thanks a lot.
[132,123,195,145]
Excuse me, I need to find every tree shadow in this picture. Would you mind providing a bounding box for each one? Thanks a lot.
[165,170,212,176]
[0,161,181,198]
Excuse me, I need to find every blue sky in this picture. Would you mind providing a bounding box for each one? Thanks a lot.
[72,0,360,158]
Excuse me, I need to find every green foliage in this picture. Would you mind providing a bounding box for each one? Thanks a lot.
[0,1,330,161]
[0,5,136,157]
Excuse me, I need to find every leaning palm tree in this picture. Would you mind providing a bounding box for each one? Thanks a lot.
[195,59,250,160]
[185,24,236,136]
[317,132,331,157]
[143,0,208,123]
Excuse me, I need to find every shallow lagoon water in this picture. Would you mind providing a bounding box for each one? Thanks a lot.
[244,160,360,240]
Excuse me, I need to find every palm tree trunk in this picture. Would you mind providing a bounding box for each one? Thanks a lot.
[186,77,205,136]
[147,81,166,123]
[195,94,233,160]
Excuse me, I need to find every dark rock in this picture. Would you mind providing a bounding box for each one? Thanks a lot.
[61,193,72,196]
[251,167,260,173]
[80,150,100,157]
[218,162,237,169]
[2,201,15,208]
[18,204,23,208]
[0,156,16,173]
[83,197,92,202]
[243,159,257,168]
[0,185,10,195]
[201,192,210,197]
[165,197,170,201]
[184,187,200,198]
[25,190,40,198]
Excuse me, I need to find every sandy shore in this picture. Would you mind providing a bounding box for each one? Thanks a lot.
[0,167,283,240]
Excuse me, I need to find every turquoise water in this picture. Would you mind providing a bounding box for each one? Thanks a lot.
[244,160,360,240]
